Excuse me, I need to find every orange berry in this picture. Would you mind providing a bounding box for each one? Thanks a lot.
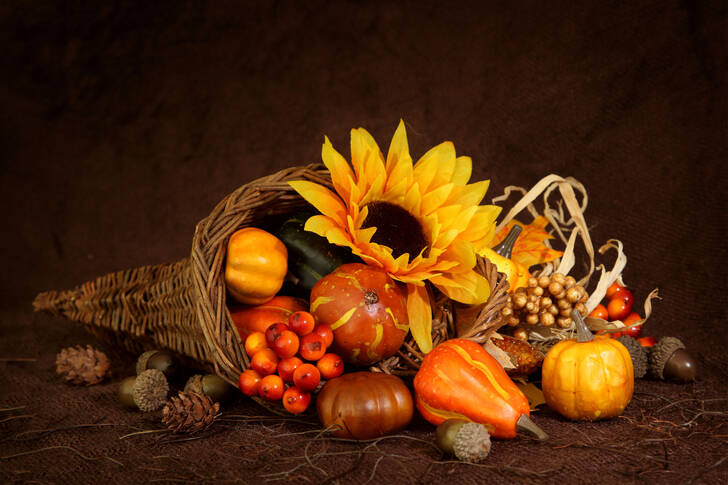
[271,330,300,359]
[293,363,320,392]
[588,304,608,320]
[238,369,262,397]
[288,311,316,336]
[316,353,344,379]
[312,324,334,349]
[277,356,303,383]
[637,336,656,347]
[259,374,285,401]
[251,348,279,376]
[299,332,327,361]
[607,290,634,321]
[265,322,289,347]
[282,386,311,414]
[244,331,268,357]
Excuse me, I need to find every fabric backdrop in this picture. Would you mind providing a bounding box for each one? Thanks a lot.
[1,1,726,483]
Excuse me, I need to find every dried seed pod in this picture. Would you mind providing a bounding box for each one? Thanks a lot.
[575,302,587,316]
[556,316,572,329]
[527,277,539,288]
[540,297,553,308]
[538,275,551,288]
[513,293,528,309]
[507,316,520,326]
[557,298,572,310]
[548,305,559,315]
[551,273,566,285]
[566,287,580,303]
[513,327,529,341]
[501,307,513,318]
[564,276,576,288]
[529,286,544,297]
[539,312,555,327]
[559,308,573,318]
[548,281,564,296]
[525,314,539,325]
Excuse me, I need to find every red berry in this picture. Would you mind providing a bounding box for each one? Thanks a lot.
[637,336,656,347]
[288,311,316,336]
[606,281,629,300]
[299,332,327,361]
[271,330,300,359]
[316,353,344,379]
[250,348,279,376]
[282,386,311,414]
[265,322,289,347]
[277,356,303,383]
[238,369,262,397]
[259,374,285,401]
[607,290,634,321]
[313,324,334,348]
[620,312,643,338]
[293,363,320,392]
[588,304,608,320]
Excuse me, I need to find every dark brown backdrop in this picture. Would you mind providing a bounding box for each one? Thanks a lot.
[1,1,726,483]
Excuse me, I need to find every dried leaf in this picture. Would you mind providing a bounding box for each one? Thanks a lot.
[515,380,546,411]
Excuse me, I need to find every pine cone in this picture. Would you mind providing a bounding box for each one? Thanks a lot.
[56,345,111,385]
[162,391,219,434]
[491,335,544,377]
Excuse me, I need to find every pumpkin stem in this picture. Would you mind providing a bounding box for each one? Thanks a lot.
[493,225,522,259]
[573,309,593,343]
[364,290,379,305]
[516,414,548,441]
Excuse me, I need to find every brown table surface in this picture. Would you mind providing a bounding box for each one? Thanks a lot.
[2,1,727,484]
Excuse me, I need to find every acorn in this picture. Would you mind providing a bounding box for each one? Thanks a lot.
[136,350,180,383]
[118,376,138,408]
[616,336,647,378]
[184,374,236,403]
[133,369,170,412]
[435,419,491,463]
[648,337,696,382]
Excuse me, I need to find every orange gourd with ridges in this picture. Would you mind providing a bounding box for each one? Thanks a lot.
[414,339,530,439]
[225,228,288,305]
[310,263,408,365]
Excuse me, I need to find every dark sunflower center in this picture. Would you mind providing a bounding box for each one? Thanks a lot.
[363,201,428,259]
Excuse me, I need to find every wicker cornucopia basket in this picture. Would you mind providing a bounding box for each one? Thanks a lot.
[33,163,510,396]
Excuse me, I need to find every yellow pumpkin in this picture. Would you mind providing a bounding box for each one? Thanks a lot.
[542,310,634,421]
[224,228,288,305]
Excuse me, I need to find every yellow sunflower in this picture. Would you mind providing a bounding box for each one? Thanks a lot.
[289,120,501,353]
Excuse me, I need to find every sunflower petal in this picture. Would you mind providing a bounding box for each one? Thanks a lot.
[430,269,491,304]
[305,215,355,249]
[289,181,348,226]
[406,283,433,354]
[459,205,502,243]
[413,141,455,192]
[446,180,490,207]
[451,156,472,186]
[386,120,411,174]
[421,183,454,215]
[402,182,422,215]
[436,239,477,273]
[322,136,355,203]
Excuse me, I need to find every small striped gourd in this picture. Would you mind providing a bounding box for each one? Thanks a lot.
[414,339,538,439]
[310,263,408,365]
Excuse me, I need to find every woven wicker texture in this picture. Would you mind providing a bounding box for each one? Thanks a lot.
[33,163,507,387]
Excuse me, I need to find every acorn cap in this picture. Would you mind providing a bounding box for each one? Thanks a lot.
[616,336,648,378]
[648,336,685,380]
[133,369,169,412]
[435,419,491,463]
[184,374,204,395]
[136,350,158,375]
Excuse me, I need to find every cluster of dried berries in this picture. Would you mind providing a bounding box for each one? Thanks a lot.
[501,273,589,332]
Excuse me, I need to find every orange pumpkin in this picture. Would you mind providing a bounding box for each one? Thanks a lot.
[414,339,543,439]
[310,263,408,365]
[316,371,414,439]
[541,310,634,421]
[229,296,308,340]
[224,228,288,305]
